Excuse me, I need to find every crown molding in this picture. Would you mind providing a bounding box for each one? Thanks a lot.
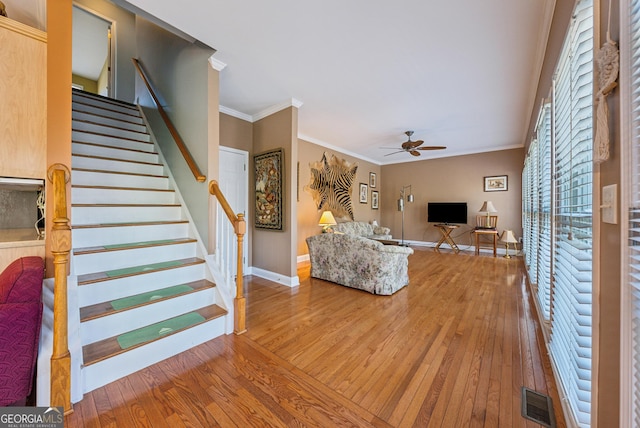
[219,105,253,122]
[253,98,303,122]
[209,57,227,71]
[298,133,382,166]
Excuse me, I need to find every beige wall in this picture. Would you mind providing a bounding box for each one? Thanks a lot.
[72,74,98,93]
[380,149,524,248]
[252,107,298,278]
[135,16,216,249]
[297,140,382,255]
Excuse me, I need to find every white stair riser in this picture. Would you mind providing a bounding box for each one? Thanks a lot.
[72,131,153,151]
[72,143,159,164]
[81,288,216,344]
[73,242,197,275]
[72,187,176,205]
[77,264,207,307]
[72,95,139,116]
[72,155,164,176]
[72,101,143,124]
[72,205,182,224]
[82,317,225,394]
[72,110,147,133]
[72,223,189,248]
[72,170,169,190]
[73,121,151,143]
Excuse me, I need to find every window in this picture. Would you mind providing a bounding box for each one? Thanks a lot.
[522,1,593,426]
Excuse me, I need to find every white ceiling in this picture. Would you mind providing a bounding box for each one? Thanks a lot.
[127,0,554,165]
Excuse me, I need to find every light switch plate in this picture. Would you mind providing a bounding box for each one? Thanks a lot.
[601,184,617,224]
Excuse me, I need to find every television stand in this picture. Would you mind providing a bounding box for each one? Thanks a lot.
[434,223,460,253]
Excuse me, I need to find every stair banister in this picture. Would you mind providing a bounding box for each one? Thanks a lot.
[209,180,246,334]
[47,164,72,414]
[132,58,206,183]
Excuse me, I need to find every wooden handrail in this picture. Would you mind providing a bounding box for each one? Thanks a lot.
[209,180,246,334]
[132,58,206,183]
[47,163,72,414]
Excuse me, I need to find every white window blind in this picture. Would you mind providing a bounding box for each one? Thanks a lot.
[549,1,593,426]
[537,103,553,320]
[524,140,540,285]
[622,0,640,424]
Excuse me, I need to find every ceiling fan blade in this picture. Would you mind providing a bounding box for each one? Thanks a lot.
[416,146,447,150]
[409,150,421,157]
[384,150,406,156]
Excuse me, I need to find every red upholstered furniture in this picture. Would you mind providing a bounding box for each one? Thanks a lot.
[0,257,44,406]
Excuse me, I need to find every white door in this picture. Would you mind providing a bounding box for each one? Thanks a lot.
[217,147,249,277]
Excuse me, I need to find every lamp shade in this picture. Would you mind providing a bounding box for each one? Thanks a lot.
[479,200,497,213]
[501,230,518,243]
[318,210,337,227]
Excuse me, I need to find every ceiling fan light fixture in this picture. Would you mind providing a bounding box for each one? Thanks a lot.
[383,131,447,157]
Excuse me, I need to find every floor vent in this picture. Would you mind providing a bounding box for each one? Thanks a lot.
[521,387,555,427]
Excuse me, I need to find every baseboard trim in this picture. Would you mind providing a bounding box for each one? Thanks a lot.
[297,254,310,264]
[251,267,300,287]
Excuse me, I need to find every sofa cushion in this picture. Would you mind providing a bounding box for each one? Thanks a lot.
[332,221,392,240]
[0,257,44,304]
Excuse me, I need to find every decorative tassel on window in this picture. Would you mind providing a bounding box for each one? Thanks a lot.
[594,1,619,164]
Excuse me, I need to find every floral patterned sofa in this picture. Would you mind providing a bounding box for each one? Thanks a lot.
[306,233,413,295]
[331,221,392,240]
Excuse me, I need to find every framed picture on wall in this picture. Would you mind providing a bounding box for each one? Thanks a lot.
[371,191,379,209]
[369,172,377,188]
[254,148,284,230]
[484,175,508,192]
[359,183,368,203]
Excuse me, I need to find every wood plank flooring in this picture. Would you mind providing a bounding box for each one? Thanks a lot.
[64,247,565,427]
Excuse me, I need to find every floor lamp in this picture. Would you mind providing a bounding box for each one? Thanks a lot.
[398,185,414,246]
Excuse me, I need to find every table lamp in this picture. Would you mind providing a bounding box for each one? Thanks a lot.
[500,229,518,258]
[478,201,497,228]
[318,210,337,233]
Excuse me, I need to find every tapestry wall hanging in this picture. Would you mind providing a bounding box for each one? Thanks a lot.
[254,148,284,230]
[304,152,358,220]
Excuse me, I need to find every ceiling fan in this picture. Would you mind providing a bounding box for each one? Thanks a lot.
[383,131,446,157]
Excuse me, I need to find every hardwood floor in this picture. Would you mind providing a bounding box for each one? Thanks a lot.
[64,247,565,427]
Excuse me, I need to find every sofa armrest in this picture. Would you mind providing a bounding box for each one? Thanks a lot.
[379,245,414,255]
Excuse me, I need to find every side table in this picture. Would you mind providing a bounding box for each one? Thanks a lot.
[434,224,460,253]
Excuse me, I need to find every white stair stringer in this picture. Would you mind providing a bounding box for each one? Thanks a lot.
[36,90,234,401]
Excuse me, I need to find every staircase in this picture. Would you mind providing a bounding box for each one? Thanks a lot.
[70,89,228,393]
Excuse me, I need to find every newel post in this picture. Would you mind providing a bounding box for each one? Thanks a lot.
[47,164,72,414]
[234,214,247,334]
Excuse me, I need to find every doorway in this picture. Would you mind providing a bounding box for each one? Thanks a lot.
[72,5,114,97]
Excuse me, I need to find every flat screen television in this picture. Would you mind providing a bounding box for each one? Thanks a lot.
[427,202,468,224]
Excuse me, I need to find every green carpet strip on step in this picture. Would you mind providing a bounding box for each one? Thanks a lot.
[103,239,175,250]
[105,260,182,277]
[110,284,194,310]
[116,312,205,350]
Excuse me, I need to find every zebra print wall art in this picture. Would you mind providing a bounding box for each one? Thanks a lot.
[304,152,358,220]
[254,148,284,230]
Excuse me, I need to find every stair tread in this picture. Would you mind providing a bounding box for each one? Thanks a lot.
[72,220,189,229]
[72,128,152,143]
[74,237,196,255]
[80,279,216,322]
[72,100,141,120]
[72,184,174,192]
[77,257,204,285]
[82,305,227,366]
[72,88,138,108]
[72,108,143,126]
[73,138,155,152]
[73,118,149,135]
[72,153,163,167]
[72,168,168,179]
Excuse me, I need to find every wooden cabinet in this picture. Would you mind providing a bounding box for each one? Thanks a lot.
[0,16,47,271]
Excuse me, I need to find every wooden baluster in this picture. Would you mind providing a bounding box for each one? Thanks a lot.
[47,164,72,414]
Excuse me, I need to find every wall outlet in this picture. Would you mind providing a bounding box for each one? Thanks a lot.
[601,184,617,224]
